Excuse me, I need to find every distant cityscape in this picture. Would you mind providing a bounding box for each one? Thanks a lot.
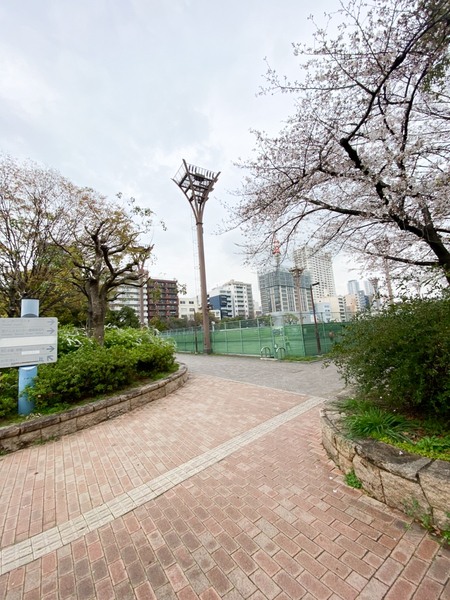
[110,245,379,326]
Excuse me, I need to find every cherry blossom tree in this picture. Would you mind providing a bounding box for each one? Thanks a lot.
[232,0,450,286]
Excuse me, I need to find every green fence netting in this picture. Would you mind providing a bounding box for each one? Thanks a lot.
[161,319,346,357]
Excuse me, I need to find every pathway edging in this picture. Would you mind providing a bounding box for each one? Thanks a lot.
[0,364,188,454]
[321,400,450,532]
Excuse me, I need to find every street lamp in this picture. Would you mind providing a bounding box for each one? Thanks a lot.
[309,282,322,356]
[172,160,220,354]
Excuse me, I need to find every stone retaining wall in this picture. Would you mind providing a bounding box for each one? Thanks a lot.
[0,364,188,454]
[321,401,450,531]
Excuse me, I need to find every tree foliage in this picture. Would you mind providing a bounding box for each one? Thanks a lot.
[232,0,450,286]
[54,193,153,345]
[329,297,450,415]
[0,155,153,341]
[106,306,140,329]
[0,156,81,316]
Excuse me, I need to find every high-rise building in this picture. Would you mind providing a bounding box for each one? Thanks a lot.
[347,280,360,294]
[258,269,297,314]
[209,280,254,319]
[178,296,199,320]
[363,280,375,296]
[292,246,336,300]
[147,279,179,320]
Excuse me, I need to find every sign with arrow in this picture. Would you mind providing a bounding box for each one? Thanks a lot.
[0,318,58,368]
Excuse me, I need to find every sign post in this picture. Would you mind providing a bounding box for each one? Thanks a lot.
[0,300,58,415]
[19,300,39,415]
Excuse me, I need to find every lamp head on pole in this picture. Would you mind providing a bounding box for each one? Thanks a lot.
[172,160,220,210]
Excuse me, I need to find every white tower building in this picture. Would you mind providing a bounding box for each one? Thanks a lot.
[292,246,336,300]
[209,280,254,319]
[347,280,360,294]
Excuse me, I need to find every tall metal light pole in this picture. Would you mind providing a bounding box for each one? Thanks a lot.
[288,266,304,325]
[309,282,322,356]
[173,160,220,354]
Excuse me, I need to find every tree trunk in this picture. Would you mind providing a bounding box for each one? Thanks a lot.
[91,299,106,345]
[86,281,107,345]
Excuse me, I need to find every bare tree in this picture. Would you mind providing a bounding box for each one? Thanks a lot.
[231,0,450,286]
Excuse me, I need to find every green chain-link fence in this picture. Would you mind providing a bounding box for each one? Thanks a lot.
[161,316,347,357]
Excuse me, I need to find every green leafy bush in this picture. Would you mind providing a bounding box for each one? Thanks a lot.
[58,326,95,356]
[25,334,176,410]
[0,328,176,420]
[0,369,19,419]
[103,327,167,349]
[328,297,450,415]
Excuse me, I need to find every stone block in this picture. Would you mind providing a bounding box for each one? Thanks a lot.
[337,452,353,475]
[107,401,130,419]
[40,423,61,441]
[353,454,385,502]
[322,420,336,446]
[18,429,42,446]
[77,408,107,430]
[0,437,20,453]
[0,424,21,439]
[20,415,59,434]
[356,439,431,481]
[324,411,343,428]
[165,379,180,394]
[322,431,339,464]
[335,434,356,462]
[432,508,450,531]
[94,395,121,409]
[59,419,78,436]
[419,460,450,513]
[147,387,166,402]
[380,469,430,518]
[60,404,93,422]
[130,393,151,410]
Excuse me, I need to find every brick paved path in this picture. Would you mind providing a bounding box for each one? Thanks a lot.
[0,357,449,599]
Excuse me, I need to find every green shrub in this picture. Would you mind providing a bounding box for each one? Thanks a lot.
[0,369,19,419]
[103,327,171,349]
[25,331,176,410]
[328,297,450,415]
[58,326,96,356]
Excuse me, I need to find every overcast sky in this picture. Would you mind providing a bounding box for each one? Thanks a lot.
[0,0,357,303]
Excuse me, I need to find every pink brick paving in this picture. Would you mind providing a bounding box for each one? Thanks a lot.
[0,373,449,599]
[0,376,306,549]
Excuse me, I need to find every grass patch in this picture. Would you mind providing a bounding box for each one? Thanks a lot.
[335,397,450,462]
[345,469,362,489]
